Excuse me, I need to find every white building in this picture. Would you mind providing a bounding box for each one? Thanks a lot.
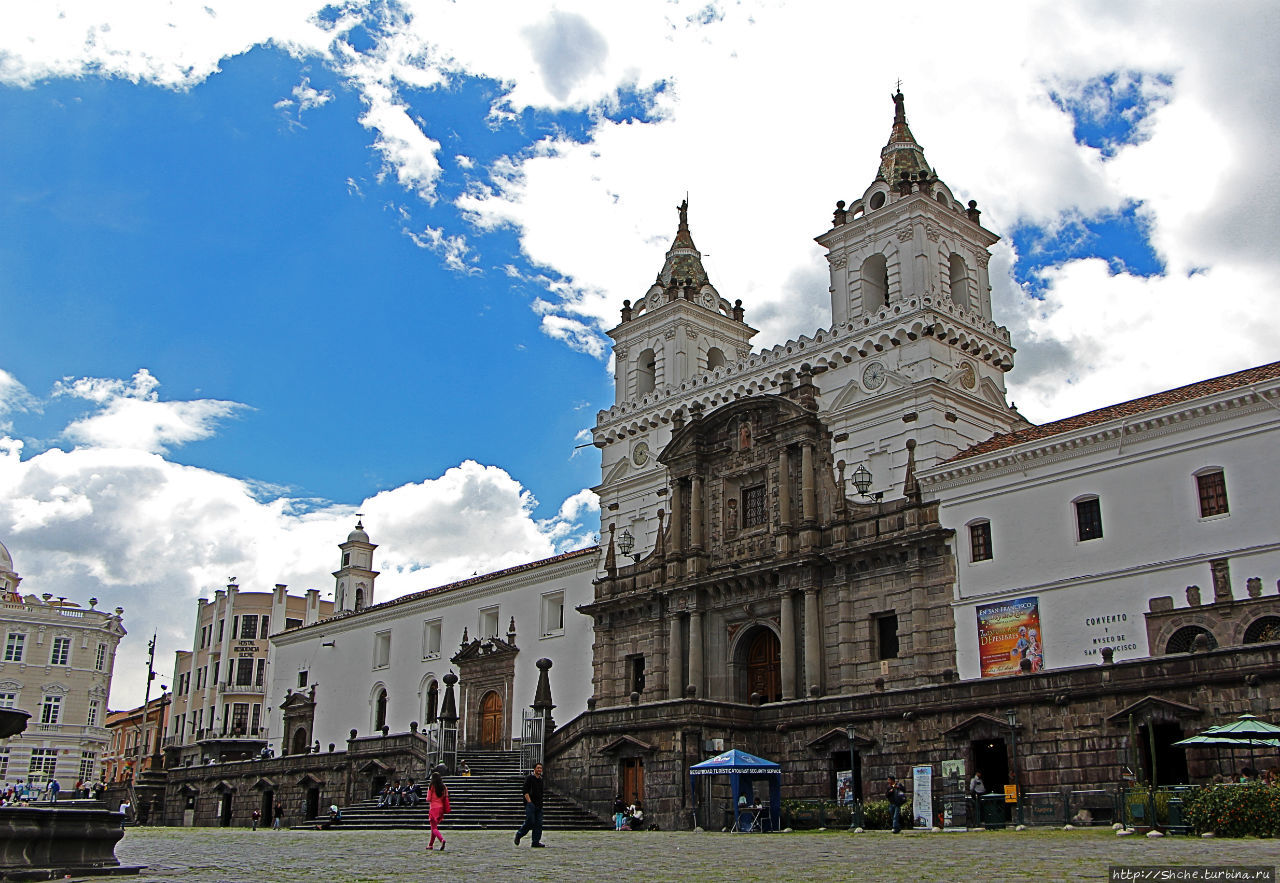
[0,539,126,791]
[267,525,597,756]
[916,361,1280,679]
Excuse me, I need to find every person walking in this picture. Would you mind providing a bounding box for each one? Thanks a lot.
[886,775,906,833]
[250,808,260,830]
[513,762,545,848]
[271,800,284,830]
[426,769,450,851]
[613,793,626,831]
[968,770,986,827]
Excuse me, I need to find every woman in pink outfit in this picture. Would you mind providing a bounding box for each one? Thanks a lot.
[427,769,450,851]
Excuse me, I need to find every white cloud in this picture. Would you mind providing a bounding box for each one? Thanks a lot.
[52,369,247,454]
[404,224,478,273]
[0,369,37,431]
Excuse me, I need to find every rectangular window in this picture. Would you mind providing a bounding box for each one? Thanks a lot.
[212,661,220,685]
[235,658,254,686]
[628,654,646,694]
[217,620,224,643]
[87,699,100,727]
[373,631,391,669]
[479,606,499,639]
[1197,470,1229,517]
[297,670,308,689]
[0,692,16,708]
[259,616,270,639]
[969,521,993,562]
[232,616,238,639]
[2,633,21,662]
[285,618,303,630]
[0,748,8,779]
[231,703,249,734]
[250,704,261,734]
[95,643,107,671]
[239,615,258,640]
[1075,497,1103,541]
[50,636,71,666]
[28,748,57,779]
[78,751,97,783]
[540,592,565,637]
[255,658,266,687]
[41,694,62,725]
[423,619,442,659]
[742,484,767,527]
[876,613,900,660]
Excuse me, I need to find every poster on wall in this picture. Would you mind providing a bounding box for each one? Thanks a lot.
[836,770,855,805]
[977,596,1044,677]
[912,765,933,828]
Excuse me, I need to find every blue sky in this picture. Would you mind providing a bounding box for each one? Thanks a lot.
[1,1,1277,706]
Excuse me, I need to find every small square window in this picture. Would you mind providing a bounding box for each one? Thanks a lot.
[1075,497,1103,542]
[1196,470,1229,518]
[969,521,993,562]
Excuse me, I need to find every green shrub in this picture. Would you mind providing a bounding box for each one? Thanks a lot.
[778,798,855,829]
[1184,784,1280,838]
[861,798,914,830]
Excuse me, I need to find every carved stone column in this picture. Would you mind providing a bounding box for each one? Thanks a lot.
[778,449,792,528]
[780,591,796,701]
[667,611,684,700]
[803,588,822,696]
[801,443,816,523]
[669,480,684,555]
[688,609,704,698]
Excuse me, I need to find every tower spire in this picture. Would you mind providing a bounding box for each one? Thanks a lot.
[878,90,931,185]
[658,197,709,289]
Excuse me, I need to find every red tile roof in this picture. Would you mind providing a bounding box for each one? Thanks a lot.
[948,360,1280,463]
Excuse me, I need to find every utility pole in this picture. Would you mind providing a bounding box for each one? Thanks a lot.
[128,633,157,823]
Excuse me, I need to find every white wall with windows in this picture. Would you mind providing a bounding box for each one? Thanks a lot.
[918,366,1280,679]
[268,547,597,755]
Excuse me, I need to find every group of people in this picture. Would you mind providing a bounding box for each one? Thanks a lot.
[249,801,287,830]
[1,779,106,805]
[377,779,421,808]
[612,794,646,830]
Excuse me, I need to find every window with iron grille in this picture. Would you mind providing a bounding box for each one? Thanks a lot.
[1075,497,1103,541]
[1196,470,1229,517]
[742,484,767,527]
[969,520,993,562]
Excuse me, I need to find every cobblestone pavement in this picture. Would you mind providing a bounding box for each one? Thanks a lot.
[107,826,1280,883]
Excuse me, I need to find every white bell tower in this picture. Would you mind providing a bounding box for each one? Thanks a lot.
[333,521,378,613]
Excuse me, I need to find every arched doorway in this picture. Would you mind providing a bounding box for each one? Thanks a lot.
[745,628,781,703]
[374,688,388,731]
[479,690,504,748]
[291,727,309,756]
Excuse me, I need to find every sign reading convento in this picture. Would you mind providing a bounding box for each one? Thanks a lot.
[976,596,1043,677]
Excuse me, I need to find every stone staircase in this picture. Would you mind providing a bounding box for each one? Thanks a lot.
[294,750,608,831]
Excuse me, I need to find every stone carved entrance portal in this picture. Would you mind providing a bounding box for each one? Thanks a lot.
[480,691,504,749]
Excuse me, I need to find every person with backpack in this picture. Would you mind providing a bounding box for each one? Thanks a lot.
[426,768,450,851]
[885,775,906,833]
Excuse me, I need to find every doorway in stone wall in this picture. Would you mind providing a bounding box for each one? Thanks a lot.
[621,757,645,808]
[480,691,504,749]
[260,790,274,825]
[971,738,1009,789]
[1137,722,1190,785]
[305,787,320,820]
[743,628,781,703]
[219,793,233,827]
[292,727,309,756]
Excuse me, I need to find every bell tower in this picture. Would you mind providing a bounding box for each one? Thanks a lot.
[333,520,378,613]
[814,90,1024,492]
[595,201,757,559]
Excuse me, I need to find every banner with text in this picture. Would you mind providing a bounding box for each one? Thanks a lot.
[977,596,1043,678]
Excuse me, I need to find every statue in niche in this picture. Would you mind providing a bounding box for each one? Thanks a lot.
[726,498,738,535]
[738,418,752,451]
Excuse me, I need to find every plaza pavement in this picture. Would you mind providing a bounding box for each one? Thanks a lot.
[110,826,1280,883]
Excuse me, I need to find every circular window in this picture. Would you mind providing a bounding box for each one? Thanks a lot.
[869,192,886,210]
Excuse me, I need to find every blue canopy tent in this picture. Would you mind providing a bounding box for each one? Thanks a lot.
[689,749,782,832]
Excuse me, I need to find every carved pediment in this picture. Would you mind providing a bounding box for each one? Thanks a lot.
[451,636,519,665]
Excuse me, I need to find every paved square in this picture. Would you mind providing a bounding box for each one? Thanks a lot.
[111,827,1280,882]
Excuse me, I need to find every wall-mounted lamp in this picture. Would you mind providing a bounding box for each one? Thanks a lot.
[850,464,884,501]
[617,528,642,563]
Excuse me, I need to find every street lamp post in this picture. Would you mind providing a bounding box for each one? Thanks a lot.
[129,633,158,822]
[1006,709,1023,826]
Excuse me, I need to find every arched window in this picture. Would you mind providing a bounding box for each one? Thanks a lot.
[706,347,726,371]
[337,584,345,609]
[860,254,889,313]
[1243,617,1280,644]
[1165,626,1216,655]
[373,688,388,731]
[425,679,439,724]
[354,587,365,611]
[636,348,656,396]
[949,254,970,310]
[291,727,309,756]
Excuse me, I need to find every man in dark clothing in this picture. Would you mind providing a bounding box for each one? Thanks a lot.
[514,762,545,847]
[886,775,906,833]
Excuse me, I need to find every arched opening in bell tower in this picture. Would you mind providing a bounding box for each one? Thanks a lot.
[706,346,726,371]
[636,348,656,396]
[949,253,970,310]
[860,254,889,313]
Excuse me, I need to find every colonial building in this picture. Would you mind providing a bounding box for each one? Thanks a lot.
[163,571,332,766]
[0,539,126,791]
[103,693,170,783]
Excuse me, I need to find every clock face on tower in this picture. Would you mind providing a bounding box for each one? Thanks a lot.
[862,360,887,391]
[632,441,650,467]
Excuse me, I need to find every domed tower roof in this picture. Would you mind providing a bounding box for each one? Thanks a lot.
[0,540,11,573]
[656,199,711,289]
[347,520,370,544]
[876,90,932,184]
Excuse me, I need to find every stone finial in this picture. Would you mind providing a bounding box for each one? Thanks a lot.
[1186,585,1202,606]
[672,410,685,431]
[621,299,633,322]
[833,200,847,226]
[732,299,744,322]
[460,626,469,646]
[630,691,640,705]
[1246,577,1262,598]
[349,729,358,742]
[604,523,617,577]
[903,438,920,502]
[1019,657,1033,674]
[966,200,981,223]
[1148,596,1174,613]
[507,616,517,643]
[654,509,666,561]
[439,672,459,725]
[685,684,697,699]
[586,696,597,711]
[409,720,418,734]
[1100,647,1114,664]
[532,657,555,713]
